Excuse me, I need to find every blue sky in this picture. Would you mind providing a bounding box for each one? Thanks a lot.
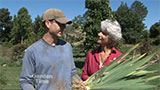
[0,0,160,30]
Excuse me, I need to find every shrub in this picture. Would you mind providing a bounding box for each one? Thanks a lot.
[139,41,152,55]
[153,35,160,45]
[1,42,13,48]
[0,57,11,66]
[11,43,26,61]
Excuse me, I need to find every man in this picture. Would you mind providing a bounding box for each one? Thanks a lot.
[19,8,81,90]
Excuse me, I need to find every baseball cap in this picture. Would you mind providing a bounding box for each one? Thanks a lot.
[42,8,72,24]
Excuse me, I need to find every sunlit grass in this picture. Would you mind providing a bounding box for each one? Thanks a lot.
[0,66,21,89]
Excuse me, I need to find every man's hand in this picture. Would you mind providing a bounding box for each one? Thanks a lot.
[72,80,87,90]
[72,75,87,90]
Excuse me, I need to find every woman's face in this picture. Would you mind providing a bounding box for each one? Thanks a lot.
[97,32,110,45]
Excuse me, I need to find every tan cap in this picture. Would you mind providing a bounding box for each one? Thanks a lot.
[42,8,72,24]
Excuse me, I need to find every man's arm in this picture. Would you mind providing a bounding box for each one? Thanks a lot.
[19,49,36,90]
[71,63,86,90]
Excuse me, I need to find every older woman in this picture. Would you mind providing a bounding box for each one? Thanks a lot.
[81,19,122,81]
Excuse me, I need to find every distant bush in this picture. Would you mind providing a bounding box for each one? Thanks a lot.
[0,56,22,67]
[8,58,22,67]
[139,41,152,55]
[11,43,26,61]
[8,43,27,66]
[152,35,160,45]
[1,42,13,48]
[0,57,11,66]
[115,38,125,52]
[0,43,26,67]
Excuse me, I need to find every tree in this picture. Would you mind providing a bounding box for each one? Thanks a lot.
[72,15,84,29]
[150,21,160,38]
[10,7,33,44]
[150,21,160,45]
[0,8,12,42]
[25,15,45,46]
[83,0,114,53]
[115,2,146,44]
[33,15,45,40]
[33,15,44,35]
[130,0,148,21]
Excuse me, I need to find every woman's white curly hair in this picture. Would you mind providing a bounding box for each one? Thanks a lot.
[101,19,122,42]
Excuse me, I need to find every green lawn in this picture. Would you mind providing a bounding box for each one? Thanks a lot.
[0,66,21,89]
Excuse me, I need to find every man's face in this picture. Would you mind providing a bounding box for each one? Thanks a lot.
[47,20,66,38]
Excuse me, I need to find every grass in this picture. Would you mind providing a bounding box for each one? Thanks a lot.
[0,66,21,90]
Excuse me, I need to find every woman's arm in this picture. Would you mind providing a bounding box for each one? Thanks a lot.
[81,53,90,81]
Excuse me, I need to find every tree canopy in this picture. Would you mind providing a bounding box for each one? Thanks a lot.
[150,21,160,38]
[130,0,148,21]
[0,8,12,42]
[150,21,160,45]
[10,7,32,44]
[115,1,146,44]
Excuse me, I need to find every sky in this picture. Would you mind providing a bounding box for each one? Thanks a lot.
[0,0,160,30]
